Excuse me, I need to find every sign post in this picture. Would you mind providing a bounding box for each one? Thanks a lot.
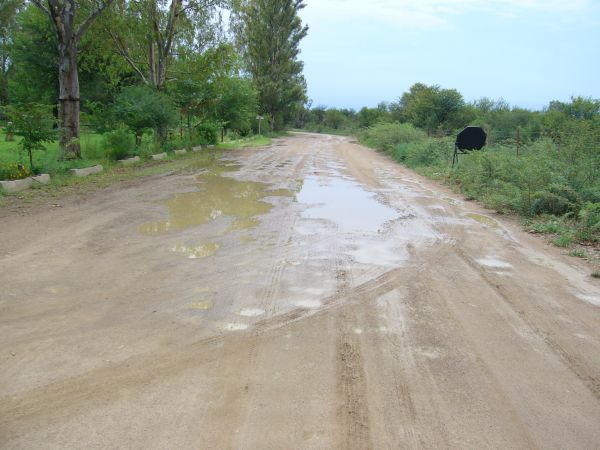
[256,115,264,135]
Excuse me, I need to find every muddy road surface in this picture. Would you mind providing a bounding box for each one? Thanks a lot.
[2,133,600,449]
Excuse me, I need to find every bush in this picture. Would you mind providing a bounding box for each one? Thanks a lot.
[103,126,136,161]
[0,163,32,180]
[532,184,582,216]
[112,86,178,144]
[577,202,600,241]
[195,122,220,145]
[359,122,426,153]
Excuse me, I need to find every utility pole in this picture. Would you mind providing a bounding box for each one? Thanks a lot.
[516,127,521,157]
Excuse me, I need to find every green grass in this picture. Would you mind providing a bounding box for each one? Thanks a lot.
[569,249,588,258]
[0,147,221,204]
[0,131,106,176]
[219,135,272,149]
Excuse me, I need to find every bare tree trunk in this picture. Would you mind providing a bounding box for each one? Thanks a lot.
[32,0,114,160]
[58,42,81,159]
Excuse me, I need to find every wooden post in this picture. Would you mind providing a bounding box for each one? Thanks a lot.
[516,127,520,157]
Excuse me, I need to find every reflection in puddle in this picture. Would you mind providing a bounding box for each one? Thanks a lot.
[576,293,600,307]
[293,300,322,309]
[223,323,249,331]
[297,177,398,232]
[187,301,214,310]
[477,257,512,269]
[139,170,294,235]
[171,243,219,259]
[238,308,265,317]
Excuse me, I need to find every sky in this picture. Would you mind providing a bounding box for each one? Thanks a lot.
[298,0,600,111]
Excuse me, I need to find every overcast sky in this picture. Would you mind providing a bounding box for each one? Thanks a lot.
[298,0,600,111]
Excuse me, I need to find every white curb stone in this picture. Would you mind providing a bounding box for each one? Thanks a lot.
[70,165,103,177]
[118,156,140,165]
[0,178,33,193]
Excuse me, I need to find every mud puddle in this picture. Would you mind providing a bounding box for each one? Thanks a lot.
[139,167,294,235]
[297,176,398,233]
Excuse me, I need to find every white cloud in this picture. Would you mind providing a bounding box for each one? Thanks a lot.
[301,0,592,30]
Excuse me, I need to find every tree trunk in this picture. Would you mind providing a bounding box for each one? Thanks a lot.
[58,42,81,159]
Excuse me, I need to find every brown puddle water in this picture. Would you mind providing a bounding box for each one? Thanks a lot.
[139,166,294,235]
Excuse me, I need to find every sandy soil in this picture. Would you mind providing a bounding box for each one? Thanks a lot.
[1,133,600,449]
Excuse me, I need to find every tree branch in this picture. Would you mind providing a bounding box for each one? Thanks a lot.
[29,0,52,21]
[107,29,148,84]
[75,0,115,42]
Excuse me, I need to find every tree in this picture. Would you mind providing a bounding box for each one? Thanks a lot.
[30,0,115,159]
[397,83,472,135]
[4,103,56,170]
[104,0,224,142]
[112,85,178,145]
[106,0,223,91]
[234,0,308,130]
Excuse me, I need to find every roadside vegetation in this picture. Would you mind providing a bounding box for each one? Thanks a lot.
[297,85,600,258]
[0,0,307,187]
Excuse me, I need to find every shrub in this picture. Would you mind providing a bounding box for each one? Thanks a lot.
[577,202,600,242]
[103,126,136,161]
[403,138,453,167]
[359,122,426,153]
[112,86,178,145]
[0,163,32,180]
[195,122,220,145]
[3,103,56,171]
[532,184,582,216]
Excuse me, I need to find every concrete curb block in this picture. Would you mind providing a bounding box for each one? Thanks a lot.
[207,144,215,148]
[118,156,140,165]
[70,165,103,177]
[191,146,203,152]
[32,174,51,185]
[0,173,51,193]
[174,149,187,155]
[151,152,167,160]
[0,177,33,193]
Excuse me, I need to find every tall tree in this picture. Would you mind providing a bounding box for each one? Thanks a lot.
[106,0,223,90]
[30,0,114,159]
[104,0,224,142]
[234,0,308,130]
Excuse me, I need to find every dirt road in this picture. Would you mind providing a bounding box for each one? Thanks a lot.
[2,133,600,449]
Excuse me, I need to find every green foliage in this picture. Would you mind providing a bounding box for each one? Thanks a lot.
[359,122,426,153]
[112,86,178,143]
[3,102,55,170]
[195,122,220,145]
[103,126,135,161]
[8,6,57,105]
[569,249,587,258]
[553,233,574,248]
[0,162,31,180]
[235,0,308,130]
[532,184,582,216]
[215,76,258,134]
[393,83,474,135]
[592,272,600,279]
[577,202,600,242]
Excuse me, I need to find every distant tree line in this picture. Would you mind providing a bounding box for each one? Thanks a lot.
[298,82,600,147]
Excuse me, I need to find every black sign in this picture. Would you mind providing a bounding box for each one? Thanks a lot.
[456,126,487,152]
